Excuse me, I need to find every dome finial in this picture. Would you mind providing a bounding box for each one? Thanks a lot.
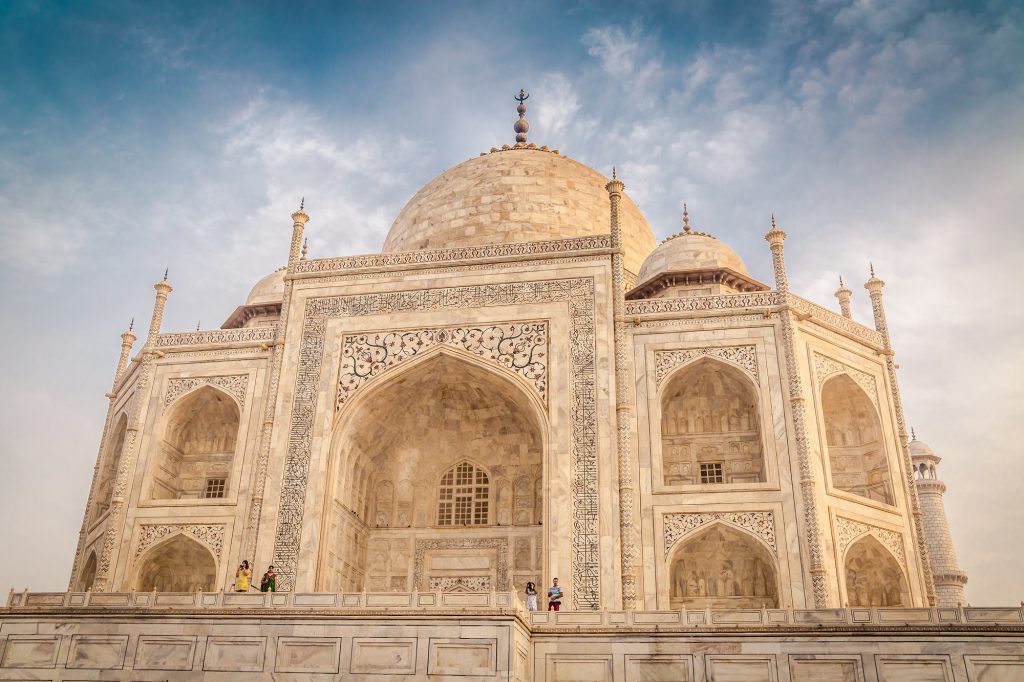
[162,268,169,282]
[612,165,617,180]
[514,89,530,144]
[682,204,691,233]
[301,237,308,260]
[912,426,917,441]
[128,317,134,332]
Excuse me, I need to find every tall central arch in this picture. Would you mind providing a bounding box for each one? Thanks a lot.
[317,351,547,593]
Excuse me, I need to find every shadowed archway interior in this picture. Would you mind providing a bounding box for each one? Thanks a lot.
[669,523,779,609]
[822,374,894,505]
[844,534,908,607]
[319,353,545,594]
[134,535,217,592]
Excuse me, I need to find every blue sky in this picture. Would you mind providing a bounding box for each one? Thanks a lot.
[1,0,1021,604]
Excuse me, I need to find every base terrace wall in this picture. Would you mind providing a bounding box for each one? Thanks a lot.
[2,592,1023,680]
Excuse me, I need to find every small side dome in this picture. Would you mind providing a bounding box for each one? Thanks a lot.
[245,267,286,306]
[909,437,937,459]
[629,208,767,300]
[637,231,750,284]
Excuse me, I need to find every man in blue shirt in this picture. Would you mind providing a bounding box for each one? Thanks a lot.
[547,578,562,611]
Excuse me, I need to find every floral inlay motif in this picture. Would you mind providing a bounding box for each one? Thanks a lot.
[664,511,777,555]
[135,524,224,560]
[835,516,906,568]
[655,345,758,385]
[428,576,491,592]
[337,322,547,409]
[814,352,880,407]
[165,375,248,409]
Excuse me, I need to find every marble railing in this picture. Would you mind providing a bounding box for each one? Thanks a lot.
[293,235,613,274]
[5,591,1023,629]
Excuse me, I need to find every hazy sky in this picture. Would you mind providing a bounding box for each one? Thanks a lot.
[0,0,1021,605]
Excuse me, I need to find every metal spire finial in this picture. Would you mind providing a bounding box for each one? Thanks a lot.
[196,320,201,331]
[911,426,917,441]
[162,268,168,281]
[299,197,304,212]
[128,317,134,332]
[839,275,844,287]
[301,238,308,260]
[683,204,691,232]
[771,213,777,230]
[514,89,530,144]
[612,166,617,180]
[870,262,876,277]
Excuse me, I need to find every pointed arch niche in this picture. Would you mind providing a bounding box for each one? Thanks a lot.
[318,351,545,593]
[821,374,894,505]
[134,534,217,592]
[668,523,778,609]
[77,551,97,592]
[660,358,765,486]
[843,535,908,607]
[148,386,240,501]
[93,413,128,522]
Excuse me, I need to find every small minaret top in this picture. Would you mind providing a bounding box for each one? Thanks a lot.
[835,275,853,318]
[514,89,530,145]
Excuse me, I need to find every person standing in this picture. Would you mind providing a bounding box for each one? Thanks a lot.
[525,582,538,611]
[234,560,251,592]
[547,578,562,611]
[260,566,277,593]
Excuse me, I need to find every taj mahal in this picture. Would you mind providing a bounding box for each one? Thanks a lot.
[1,94,1021,681]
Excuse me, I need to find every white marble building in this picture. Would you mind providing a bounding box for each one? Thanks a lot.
[3,97,1015,682]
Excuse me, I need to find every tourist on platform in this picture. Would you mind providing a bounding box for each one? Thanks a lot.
[525,581,538,611]
[547,578,562,611]
[260,566,277,593]
[234,560,251,592]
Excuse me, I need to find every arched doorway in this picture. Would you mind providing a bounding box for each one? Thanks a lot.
[822,374,894,504]
[319,353,545,593]
[661,359,765,486]
[149,386,240,500]
[668,523,778,609]
[93,414,127,522]
[78,551,97,592]
[134,534,217,592]
[843,535,908,607]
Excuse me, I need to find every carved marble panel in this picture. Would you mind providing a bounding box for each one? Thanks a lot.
[337,322,547,409]
[414,538,509,592]
[164,375,248,409]
[835,516,906,568]
[814,353,880,408]
[135,524,225,560]
[655,345,758,385]
[664,511,777,555]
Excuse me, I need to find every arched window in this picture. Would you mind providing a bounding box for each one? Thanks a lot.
[821,374,894,505]
[151,386,240,500]
[661,359,765,486]
[437,461,489,526]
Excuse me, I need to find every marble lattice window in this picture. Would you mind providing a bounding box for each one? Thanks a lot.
[661,358,766,486]
[202,478,226,499]
[700,462,724,484]
[438,462,489,526]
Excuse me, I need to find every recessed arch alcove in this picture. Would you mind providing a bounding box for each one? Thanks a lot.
[660,358,765,486]
[134,534,217,592]
[93,413,127,522]
[843,535,908,607]
[78,551,97,592]
[822,374,894,505]
[149,386,240,501]
[667,523,779,609]
[318,350,546,593]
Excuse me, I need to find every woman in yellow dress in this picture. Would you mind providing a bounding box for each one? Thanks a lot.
[234,560,251,592]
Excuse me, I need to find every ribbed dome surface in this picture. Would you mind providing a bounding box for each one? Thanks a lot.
[637,232,749,285]
[383,149,657,275]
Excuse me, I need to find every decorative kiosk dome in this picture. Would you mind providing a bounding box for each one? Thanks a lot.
[383,147,657,276]
[629,206,768,299]
[221,267,286,329]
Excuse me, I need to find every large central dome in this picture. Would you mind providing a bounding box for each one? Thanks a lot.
[383,148,657,275]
